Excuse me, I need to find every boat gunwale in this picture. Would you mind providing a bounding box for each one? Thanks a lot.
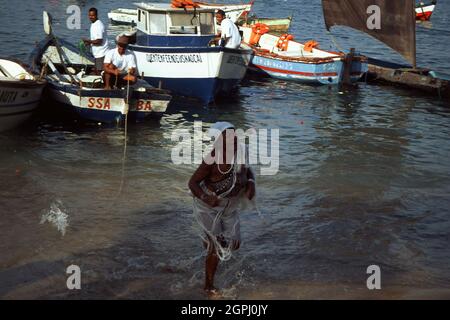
[33,37,171,103]
[0,78,46,88]
[48,79,171,100]
[248,44,367,64]
[0,56,47,87]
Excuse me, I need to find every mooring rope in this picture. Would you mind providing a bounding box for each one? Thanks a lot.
[117,71,131,197]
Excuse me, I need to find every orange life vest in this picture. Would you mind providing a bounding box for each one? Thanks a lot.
[249,23,270,45]
[171,0,200,8]
[303,40,319,52]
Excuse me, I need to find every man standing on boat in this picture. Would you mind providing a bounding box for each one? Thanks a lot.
[214,10,241,49]
[188,122,256,296]
[82,8,109,75]
[103,36,137,90]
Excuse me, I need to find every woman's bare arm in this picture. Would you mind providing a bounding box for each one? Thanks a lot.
[188,161,220,207]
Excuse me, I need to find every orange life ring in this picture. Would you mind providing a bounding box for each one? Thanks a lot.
[277,34,294,51]
[251,23,270,35]
[171,0,200,8]
[276,34,286,49]
[304,40,319,52]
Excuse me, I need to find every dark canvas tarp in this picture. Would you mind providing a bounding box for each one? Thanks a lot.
[322,0,416,66]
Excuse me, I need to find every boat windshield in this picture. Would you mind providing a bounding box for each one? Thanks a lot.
[169,13,199,34]
[137,7,215,36]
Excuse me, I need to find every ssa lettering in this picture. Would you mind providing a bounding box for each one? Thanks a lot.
[87,98,111,110]
[136,100,152,111]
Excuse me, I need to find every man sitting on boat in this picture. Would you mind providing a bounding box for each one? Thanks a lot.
[103,36,137,90]
[82,8,109,75]
[213,10,241,49]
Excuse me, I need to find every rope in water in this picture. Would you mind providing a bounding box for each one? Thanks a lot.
[117,72,131,197]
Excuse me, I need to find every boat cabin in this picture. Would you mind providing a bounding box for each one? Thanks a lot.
[134,2,217,47]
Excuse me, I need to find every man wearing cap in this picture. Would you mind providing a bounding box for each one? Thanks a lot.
[82,8,109,75]
[103,36,137,90]
[188,122,256,296]
[213,10,241,49]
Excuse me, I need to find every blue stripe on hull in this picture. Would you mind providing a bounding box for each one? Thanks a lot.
[129,44,251,55]
[143,77,241,104]
[250,55,368,85]
[258,69,340,84]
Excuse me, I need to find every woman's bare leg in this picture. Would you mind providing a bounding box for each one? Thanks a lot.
[204,249,219,292]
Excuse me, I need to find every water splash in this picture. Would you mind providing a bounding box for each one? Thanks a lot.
[40,201,69,236]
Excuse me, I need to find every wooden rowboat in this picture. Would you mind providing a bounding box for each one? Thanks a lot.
[29,36,171,124]
[241,26,367,85]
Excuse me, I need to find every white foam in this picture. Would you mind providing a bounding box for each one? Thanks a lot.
[40,201,69,236]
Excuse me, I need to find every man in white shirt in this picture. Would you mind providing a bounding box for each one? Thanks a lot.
[214,10,241,49]
[82,8,109,74]
[103,36,138,90]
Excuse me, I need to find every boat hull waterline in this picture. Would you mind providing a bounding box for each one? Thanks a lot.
[131,45,253,104]
[241,27,368,85]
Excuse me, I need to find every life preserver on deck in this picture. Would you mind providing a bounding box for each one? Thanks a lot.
[251,23,270,35]
[249,23,270,46]
[276,34,294,51]
[171,0,200,8]
[303,40,319,52]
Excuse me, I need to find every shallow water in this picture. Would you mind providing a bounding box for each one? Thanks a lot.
[1,0,450,299]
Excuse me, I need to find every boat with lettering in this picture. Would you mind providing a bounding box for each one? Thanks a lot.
[107,1,253,26]
[241,25,368,84]
[0,58,46,132]
[29,34,172,124]
[415,0,436,21]
[128,2,252,104]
